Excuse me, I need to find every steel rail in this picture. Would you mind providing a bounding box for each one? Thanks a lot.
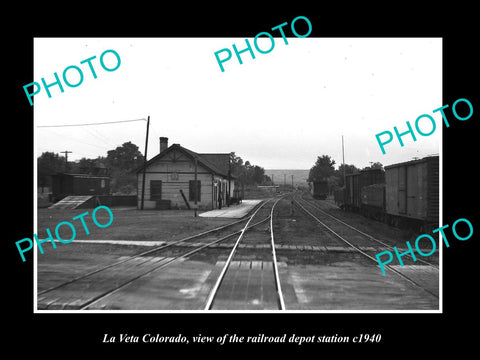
[38,204,264,296]
[204,195,288,310]
[79,217,271,310]
[270,196,286,310]
[203,198,274,310]
[294,197,439,299]
[299,195,439,269]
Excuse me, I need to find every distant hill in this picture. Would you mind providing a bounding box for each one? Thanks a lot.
[265,169,310,186]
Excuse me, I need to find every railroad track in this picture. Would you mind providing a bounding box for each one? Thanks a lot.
[293,195,439,299]
[37,197,287,310]
[204,195,286,310]
[37,201,265,310]
[299,194,439,268]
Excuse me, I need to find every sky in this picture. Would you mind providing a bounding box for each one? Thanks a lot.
[34,37,442,170]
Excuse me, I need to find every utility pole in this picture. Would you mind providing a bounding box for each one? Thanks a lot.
[61,150,72,170]
[290,175,294,216]
[227,158,231,207]
[140,116,150,210]
[194,157,198,217]
[342,135,346,186]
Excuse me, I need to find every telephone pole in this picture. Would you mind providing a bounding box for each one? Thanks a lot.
[194,157,198,217]
[140,116,150,210]
[342,135,346,186]
[60,150,72,170]
[60,150,72,164]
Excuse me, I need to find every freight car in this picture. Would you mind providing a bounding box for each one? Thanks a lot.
[383,155,439,230]
[360,183,385,221]
[333,186,345,207]
[344,168,385,211]
[311,180,328,200]
[334,155,439,231]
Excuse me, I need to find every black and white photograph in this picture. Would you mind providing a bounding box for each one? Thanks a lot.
[7,6,478,354]
[32,37,443,312]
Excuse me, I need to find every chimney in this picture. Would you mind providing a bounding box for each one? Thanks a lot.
[160,137,168,153]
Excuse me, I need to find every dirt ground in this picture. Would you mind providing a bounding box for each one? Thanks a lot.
[36,194,439,310]
[37,193,437,254]
[276,195,419,245]
[274,194,440,266]
[36,208,234,242]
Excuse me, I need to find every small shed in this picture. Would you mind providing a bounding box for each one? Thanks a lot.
[51,173,110,202]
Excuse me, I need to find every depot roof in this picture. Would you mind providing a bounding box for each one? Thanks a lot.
[135,143,234,178]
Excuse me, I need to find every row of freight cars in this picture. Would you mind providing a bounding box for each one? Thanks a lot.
[333,155,439,231]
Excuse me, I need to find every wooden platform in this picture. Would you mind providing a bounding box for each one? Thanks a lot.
[48,195,96,209]
[198,200,262,218]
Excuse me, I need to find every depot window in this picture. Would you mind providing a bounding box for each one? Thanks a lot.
[189,180,201,202]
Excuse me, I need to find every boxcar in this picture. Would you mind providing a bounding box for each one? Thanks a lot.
[311,180,328,200]
[360,183,385,220]
[384,156,439,228]
[51,173,110,202]
[333,187,345,207]
[345,168,385,211]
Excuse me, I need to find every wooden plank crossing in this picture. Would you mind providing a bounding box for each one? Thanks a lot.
[84,259,223,310]
[284,262,439,310]
[38,256,177,309]
[48,195,95,209]
[389,265,439,297]
[209,260,286,310]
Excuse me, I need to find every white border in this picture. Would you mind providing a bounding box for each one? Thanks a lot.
[33,37,443,314]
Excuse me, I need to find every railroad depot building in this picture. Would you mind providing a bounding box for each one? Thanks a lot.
[135,137,238,210]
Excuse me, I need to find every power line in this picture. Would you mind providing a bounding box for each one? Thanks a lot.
[37,118,147,128]
[43,128,112,150]
[83,127,117,148]
[149,120,161,141]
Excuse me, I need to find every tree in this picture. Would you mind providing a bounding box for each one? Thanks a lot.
[106,141,144,170]
[229,152,244,171]
[106,142,144,194]
[37,152,66,189]
[37,142,144,195]
[335,163,360,187]
[69,157,108,175]
[363,162,383,171]
[229,152,269,186]
[252,165,266,185]
[338,163,360,175]
[308,155,336,182]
